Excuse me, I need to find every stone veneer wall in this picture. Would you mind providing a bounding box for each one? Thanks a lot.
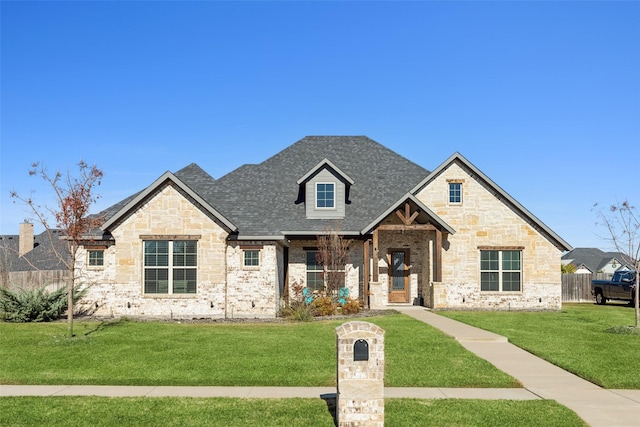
[78,184,231,318]
[225,241,282,318]
[416,161,563,310]
[287,240,362,302]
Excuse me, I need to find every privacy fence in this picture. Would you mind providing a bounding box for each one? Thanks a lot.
[0,270,71,292]
[562,273,612,303]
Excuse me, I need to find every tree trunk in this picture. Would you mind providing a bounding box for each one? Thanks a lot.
[67,279,74,337]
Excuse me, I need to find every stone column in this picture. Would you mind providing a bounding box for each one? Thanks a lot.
[335,321,385,427]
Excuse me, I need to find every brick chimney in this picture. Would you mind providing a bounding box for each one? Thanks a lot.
[19,222,34,257]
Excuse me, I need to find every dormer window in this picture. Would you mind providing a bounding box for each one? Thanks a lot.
[297,159,353,219]
[316,183,335,209]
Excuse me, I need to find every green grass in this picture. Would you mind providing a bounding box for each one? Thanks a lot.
[440,303,640,389]
[0,314,518,387]
[0,397,587,427]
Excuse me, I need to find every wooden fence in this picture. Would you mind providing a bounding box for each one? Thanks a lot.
[562,273,612,302]
[0,270,71,292]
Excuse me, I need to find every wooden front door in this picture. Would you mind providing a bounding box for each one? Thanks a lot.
[389,249,410,303]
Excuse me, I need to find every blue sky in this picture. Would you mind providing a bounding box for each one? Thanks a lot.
[1,1,638,250]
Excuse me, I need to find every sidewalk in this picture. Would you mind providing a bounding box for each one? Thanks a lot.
[395,306,640,427]
[0,384,537,400]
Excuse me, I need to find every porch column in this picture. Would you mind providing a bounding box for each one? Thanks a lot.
[372,229,379,282]
[434,230,443,282]
[363,239,370,309]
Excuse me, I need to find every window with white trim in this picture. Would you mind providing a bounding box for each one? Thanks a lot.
[144,240,197,294]
[316,183,335,208]
[480,249,521,292]
[449,182,462,204]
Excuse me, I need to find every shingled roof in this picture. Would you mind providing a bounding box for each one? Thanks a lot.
[0,230,70,272]
[562,248,635,272]
[193,136,430,238]
[99,136,430,239]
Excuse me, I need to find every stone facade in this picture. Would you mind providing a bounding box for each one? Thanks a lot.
[76,154,565,317]
[225,241,283,318]
[78,184,266,319]
[416,160,562,310]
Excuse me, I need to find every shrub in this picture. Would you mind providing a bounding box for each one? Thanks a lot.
[0,284,86,322]
[279,300,315,322]
[340,298,361,315]
[310,295,336,316]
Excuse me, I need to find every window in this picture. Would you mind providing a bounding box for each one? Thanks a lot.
[305,249,345,292]
[144,240,197,294]
[243,249,260,267]
[449,182,462,204]
[306,250,324,291]
[88,250,104,267]
[316,183,335,208]
[480,250,521,292]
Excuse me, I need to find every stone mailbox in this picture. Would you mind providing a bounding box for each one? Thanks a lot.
[336,321,385,427]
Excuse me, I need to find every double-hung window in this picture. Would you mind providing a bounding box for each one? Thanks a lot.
[305,249,345,292]
[144,240,197,294]
[316,183,335,208]
[306,250,324,291]
[480,249,521,292]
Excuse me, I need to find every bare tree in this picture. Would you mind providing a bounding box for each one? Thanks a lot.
[316,225,351,300]
[11,161,103,336]
[595,199,640,327]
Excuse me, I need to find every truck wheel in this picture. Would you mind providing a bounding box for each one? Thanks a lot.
[596,291,606,305]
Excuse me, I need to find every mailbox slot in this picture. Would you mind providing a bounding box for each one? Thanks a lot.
[353,339,369,361]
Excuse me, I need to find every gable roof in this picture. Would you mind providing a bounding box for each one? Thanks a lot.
[97,136,571,249]
[297,158,355,185]
[101,169,236,232]
[361,193,456,235]
[412,152,573,252]
[562,247,635,272]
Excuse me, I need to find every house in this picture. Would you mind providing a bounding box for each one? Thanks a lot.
[561,248,634,274]
[0,223,71,291]
[76,136,572,318]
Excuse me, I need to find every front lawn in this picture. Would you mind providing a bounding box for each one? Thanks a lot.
[0,397,587,427]
[440,303,640,389]
[0,313,518,388]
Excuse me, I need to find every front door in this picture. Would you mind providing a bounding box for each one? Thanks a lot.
[389,249,410,303]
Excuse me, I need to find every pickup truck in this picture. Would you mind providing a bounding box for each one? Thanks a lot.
[592,270,638,305]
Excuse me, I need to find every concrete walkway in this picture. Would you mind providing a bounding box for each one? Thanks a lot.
[0,384,537,400]
[3,307,640,426]
[395,306,640,427]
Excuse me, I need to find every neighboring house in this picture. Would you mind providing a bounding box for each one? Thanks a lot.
[0,223,71,291]
[76,136,572,318]
[562,248,634,274]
